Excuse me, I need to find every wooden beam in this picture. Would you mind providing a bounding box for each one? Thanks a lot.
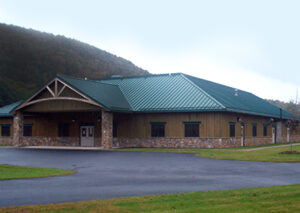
[15,77,107,111]
[54,80,58,96]
[56,79,90,101]
[23,79,56,104]
[46,86,55,97]
[22,97,103,109]
[57,85,66,97]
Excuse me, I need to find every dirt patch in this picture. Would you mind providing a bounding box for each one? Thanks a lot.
[279,151,300,154]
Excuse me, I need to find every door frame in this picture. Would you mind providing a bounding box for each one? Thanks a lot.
[80,125,95,147]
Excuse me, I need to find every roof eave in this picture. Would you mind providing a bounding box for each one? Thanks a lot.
[225,108,293,119]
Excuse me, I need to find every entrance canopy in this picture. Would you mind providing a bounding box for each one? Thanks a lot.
[15,75,131,113]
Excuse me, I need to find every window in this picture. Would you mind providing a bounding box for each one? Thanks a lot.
[58,123,70,137]
[151,122,165,137]
[229,122,235,137]
[1,124,10,136]
[263,125,267,136]
[113,121,117,138]
[252,123,257,137]
[184,122,200,137]
[23,124,32,137]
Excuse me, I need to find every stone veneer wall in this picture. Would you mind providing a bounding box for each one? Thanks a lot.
[0,137,13,146]
[290,135,300,143]
[15,136,103,147]
[113,137,241,149]
[113,135,300,149]
[244,137,273,146]
[19,137,80,146]
[101,111,113,149]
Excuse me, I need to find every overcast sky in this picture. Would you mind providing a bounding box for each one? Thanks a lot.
[1,0,300,102]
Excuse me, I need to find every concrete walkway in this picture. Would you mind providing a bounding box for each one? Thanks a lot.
[238,143,300,151]
[22,146,105,150]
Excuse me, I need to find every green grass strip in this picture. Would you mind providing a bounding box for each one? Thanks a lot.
[0,165,75,180]
[1,184,300,212]
[119,143,300,162]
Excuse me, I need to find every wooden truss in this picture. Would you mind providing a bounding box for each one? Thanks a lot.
[16,78,103,111]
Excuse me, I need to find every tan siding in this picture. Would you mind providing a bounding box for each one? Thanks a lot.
[115,111,290,138]
[22,100,100,112]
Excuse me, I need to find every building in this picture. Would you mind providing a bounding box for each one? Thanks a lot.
[0,73,299,149]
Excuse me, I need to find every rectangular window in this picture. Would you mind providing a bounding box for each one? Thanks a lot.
[151,122,166,137]
[1,124,10,136]
[252,123,257,137]
[23,124,33,137]
[263,125,267,136]
[113,121,117,138]
[229,122,235,137]
[58,123,70,137]
[184,122,200,137]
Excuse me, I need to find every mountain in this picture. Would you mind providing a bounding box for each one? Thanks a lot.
[0,23,149,107]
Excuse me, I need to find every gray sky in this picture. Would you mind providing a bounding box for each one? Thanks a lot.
[1,0,299,102]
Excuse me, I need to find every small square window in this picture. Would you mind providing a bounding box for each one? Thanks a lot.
[1,125,10,136]
[184,122,200,137]
[24,124,32,137]
[151,122,165,137]
[58,123,70,137]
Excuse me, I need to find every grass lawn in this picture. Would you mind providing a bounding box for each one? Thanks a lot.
[0,165,75,180]
[119,144,300,162]
[1,184,300,212]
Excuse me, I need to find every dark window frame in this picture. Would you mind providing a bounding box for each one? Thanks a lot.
[113,121,117,138]
[229,122,235,137]
[252,123,257,137]
[23,124,33,137]
[1,124,11,136]
[151,122,166,137]
[263,124,267,137]
[58,123,70,137]
[184,122,200,137]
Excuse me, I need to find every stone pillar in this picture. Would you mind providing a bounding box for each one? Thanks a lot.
[276,121,283,143]
[241,125,245,147]
[13,111,23,147]
[101,110,113,149]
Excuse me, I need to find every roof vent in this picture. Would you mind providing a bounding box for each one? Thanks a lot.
[234,89,239,96]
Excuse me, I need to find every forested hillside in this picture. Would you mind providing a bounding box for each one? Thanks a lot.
[267,99,300,118]
[0,23,148,107]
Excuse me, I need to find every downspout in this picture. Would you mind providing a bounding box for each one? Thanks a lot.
[276,108,283,143]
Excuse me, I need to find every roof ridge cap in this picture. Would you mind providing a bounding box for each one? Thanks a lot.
[180,74,226,109]
[114,83,134,111]
[99,73,182,81]
[57,74,110,84]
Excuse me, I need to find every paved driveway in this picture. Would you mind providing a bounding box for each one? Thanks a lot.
[1,148,300,207]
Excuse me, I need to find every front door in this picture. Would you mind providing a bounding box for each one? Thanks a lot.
[80,126,94,147]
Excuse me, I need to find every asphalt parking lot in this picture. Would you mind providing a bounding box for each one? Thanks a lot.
[1,148,300,207]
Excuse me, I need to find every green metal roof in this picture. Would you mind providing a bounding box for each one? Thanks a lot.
[57,75,132,112]
[183,74,293,119]
[100,73,224,112]
[99,73,293,118]
[0,73,294,119]
[0,101,23,117]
